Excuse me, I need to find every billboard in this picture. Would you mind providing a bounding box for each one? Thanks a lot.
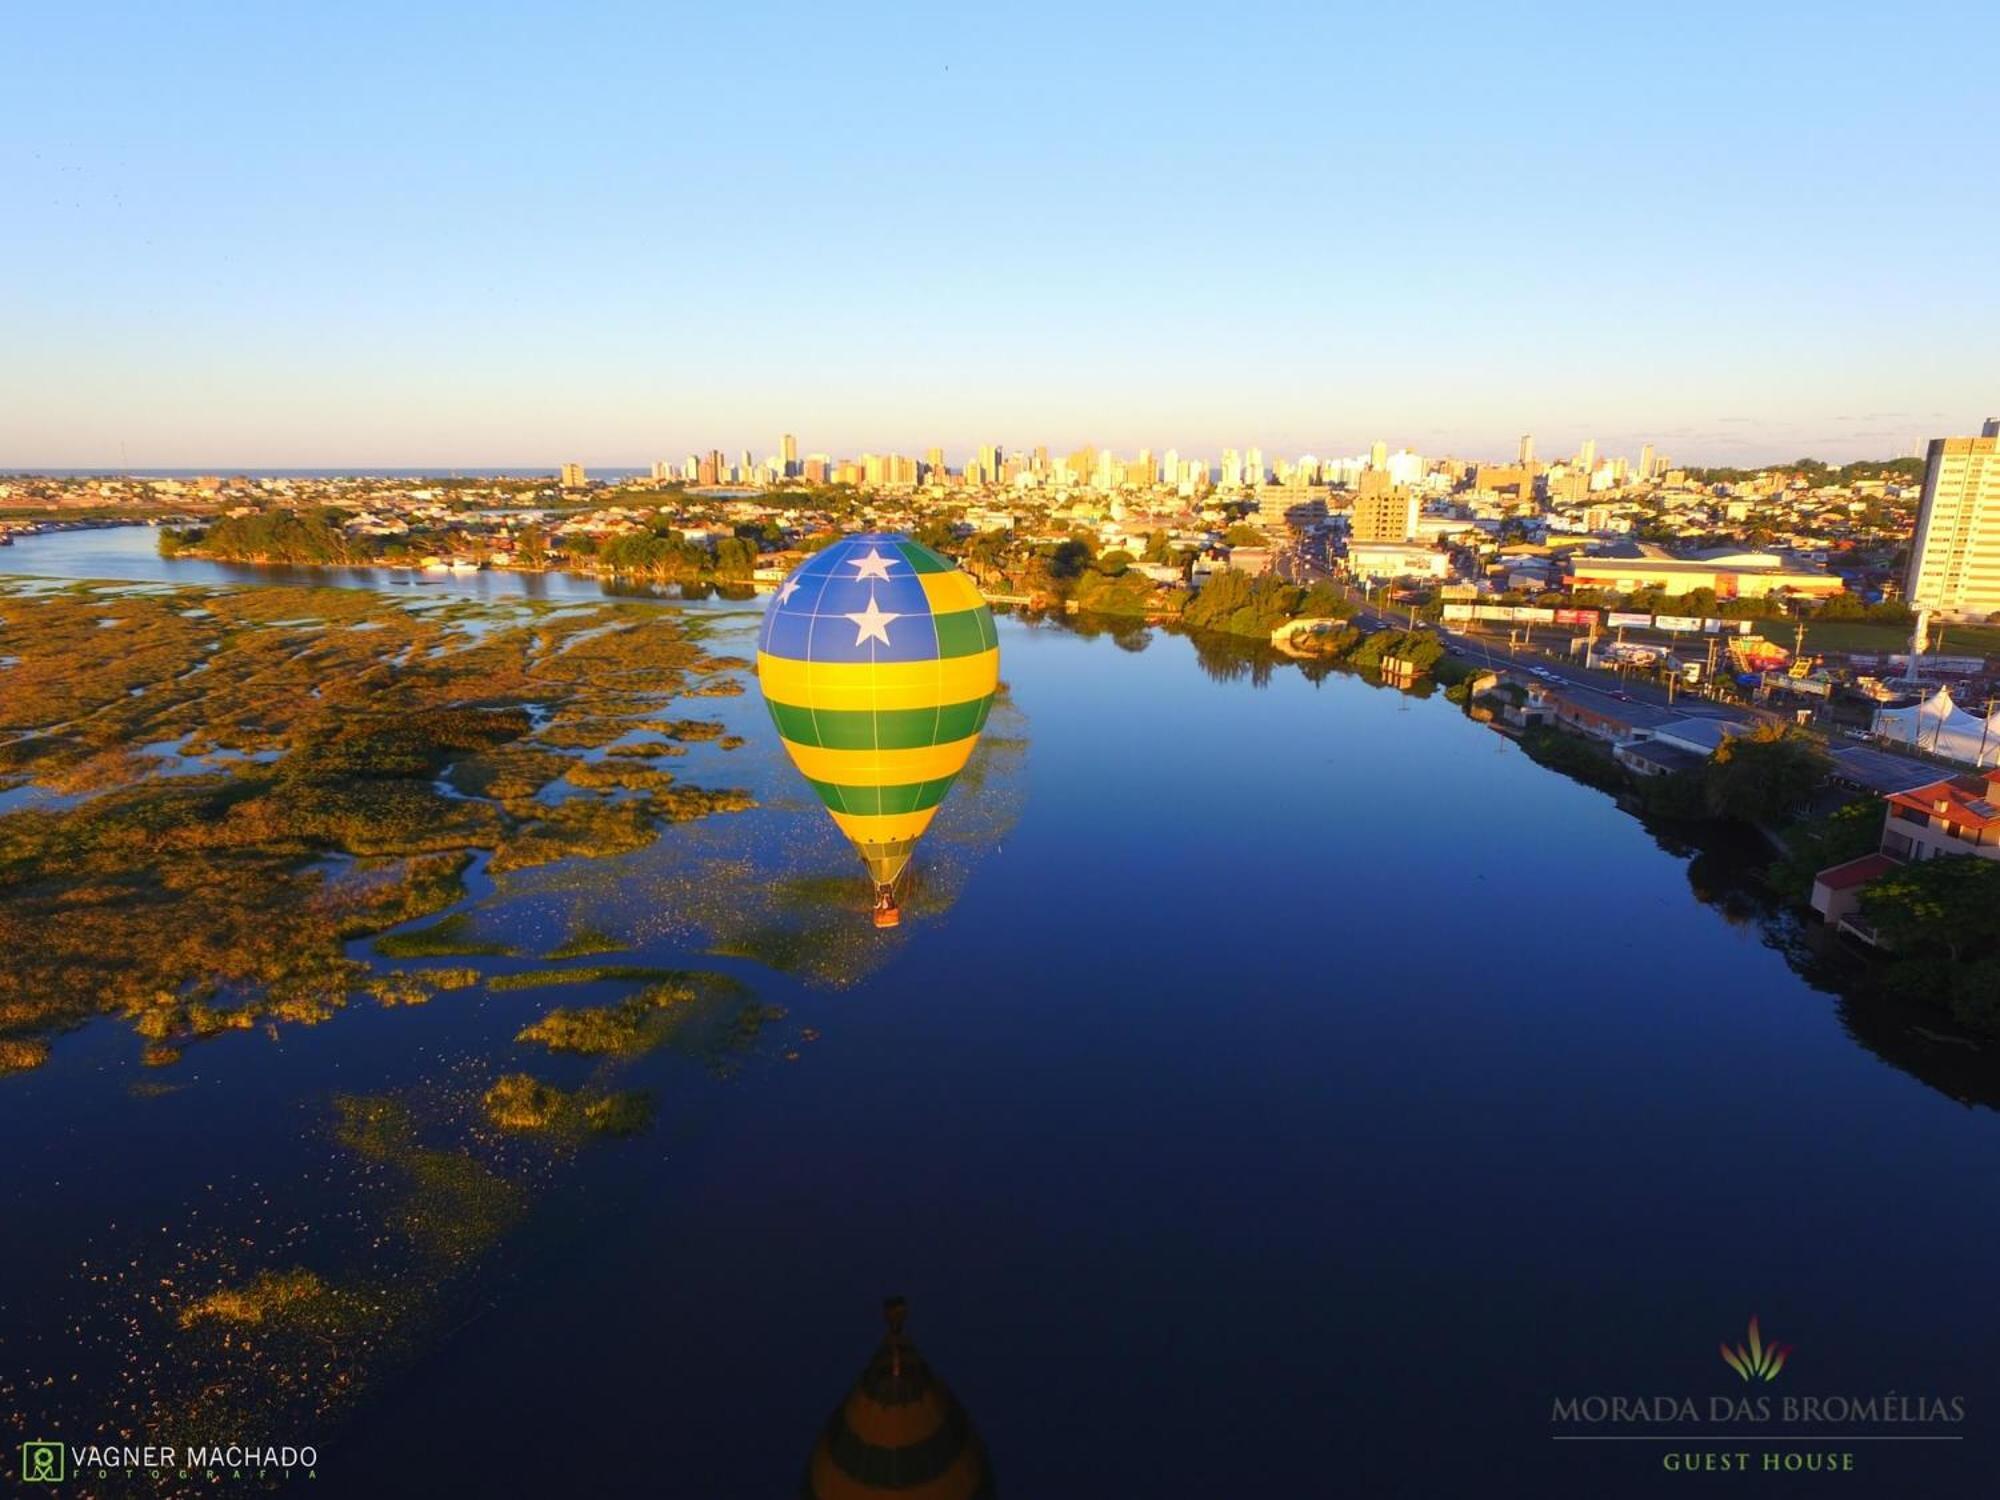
[1655,614,1702,632]
[1607,611,1652,629]
[1441,603,1474,622]
[1552,608,1599,627]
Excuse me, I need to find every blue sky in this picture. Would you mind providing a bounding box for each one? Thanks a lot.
[4,1,1994,468]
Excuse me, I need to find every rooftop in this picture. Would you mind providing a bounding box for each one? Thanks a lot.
[1886,770,2000,834]
[1814,852,1903,891]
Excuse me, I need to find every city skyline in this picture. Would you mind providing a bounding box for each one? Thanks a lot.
[6,2,1996,467]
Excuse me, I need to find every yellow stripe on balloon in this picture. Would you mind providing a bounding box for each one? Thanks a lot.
[756,650,999,713]
[780,734,982,787]
[827,807,943,847]
[917,570,987,614]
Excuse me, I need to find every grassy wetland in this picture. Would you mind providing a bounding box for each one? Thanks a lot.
[0,570,1026,1492]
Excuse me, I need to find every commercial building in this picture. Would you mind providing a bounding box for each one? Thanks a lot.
[1905,420,2000,620]
[1346,541,1449,581]
[1257,482,1326,534]
[1566,542,1843,599]
[1350,489,1417,544]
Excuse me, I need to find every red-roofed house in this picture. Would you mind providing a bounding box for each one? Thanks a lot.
[1810,852,1904,926]
[1810,769,2000,933]
[1881,770,2000,863]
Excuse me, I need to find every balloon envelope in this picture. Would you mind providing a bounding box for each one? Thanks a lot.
[756,534,1000,888]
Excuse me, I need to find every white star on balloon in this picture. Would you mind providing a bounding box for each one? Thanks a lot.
[843,596,901,647]
[777,577,800,604]
[847,547,897,581]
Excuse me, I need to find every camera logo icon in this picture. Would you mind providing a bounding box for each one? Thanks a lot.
[21,1441,66,1483]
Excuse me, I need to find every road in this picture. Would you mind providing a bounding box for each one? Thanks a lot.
[1276,546,1741,719]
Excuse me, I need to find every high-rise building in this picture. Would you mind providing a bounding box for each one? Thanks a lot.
[559,462,586,489]
[1350,489,1417,544]
[1638,444,1656,482]
[1518,434,1535,466]
[1220,448,1242,489]
[1385,449,1425,488]
[781,433,798,475]
[1369,440,1389,470]
[1906,419,2000,619]
[1577,438,1598,473]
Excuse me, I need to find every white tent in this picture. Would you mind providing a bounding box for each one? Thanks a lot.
[1872,686,2000,767]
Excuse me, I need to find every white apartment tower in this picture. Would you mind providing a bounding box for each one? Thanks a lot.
[1906,418,2000,619]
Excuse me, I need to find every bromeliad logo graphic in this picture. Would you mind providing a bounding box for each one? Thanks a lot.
[1719,1315,1792,1382]
[21,1440,66,1483]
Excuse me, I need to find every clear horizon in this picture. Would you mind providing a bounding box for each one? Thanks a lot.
[6,1,1995,469]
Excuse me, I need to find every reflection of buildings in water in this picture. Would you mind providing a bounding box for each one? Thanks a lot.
[805,1299,994,1500]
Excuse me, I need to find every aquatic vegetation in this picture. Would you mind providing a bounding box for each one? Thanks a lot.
[649,785,755,821]
[487,965,680,992]
[601,739,686,758]
[178,1268,339,1329]
[515,983,694,1054]
[0,582,754,1067]
[374,912,518,959]
[641,717,730,741]
[0,1037,50,1073]
[581,1089,655,1136]
[487,797,667,873]
[365,972,437,1007]
[480,1073,655,1137]
[332,1094,524,1263]
[546,924,629,958]
[565,758,678,793]
[480,1072,566,1129]
[450,743,576,800]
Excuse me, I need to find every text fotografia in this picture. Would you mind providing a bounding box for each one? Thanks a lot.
[38,1442,317,1480]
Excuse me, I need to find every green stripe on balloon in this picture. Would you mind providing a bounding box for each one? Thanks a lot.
[895,541,954,574]
[807,775,961,816]
[932,607,998,658]
[764,694,993,749]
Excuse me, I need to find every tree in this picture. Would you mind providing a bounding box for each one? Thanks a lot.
[915,517,959,554]
[713,536,757,578]
[1766,800,1880,903]
[1044,538,1093,581]
[1861,857,2000,966]
[1223,523,1266,548]
[1703,724,1826,827]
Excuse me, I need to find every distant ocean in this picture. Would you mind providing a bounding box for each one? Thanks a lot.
[2,468,654,480]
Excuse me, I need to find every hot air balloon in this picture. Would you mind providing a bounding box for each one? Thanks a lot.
[756,533,1000,928]
[804,1297,994,1500]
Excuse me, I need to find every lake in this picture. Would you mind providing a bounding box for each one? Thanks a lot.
[1,530,1993,1497]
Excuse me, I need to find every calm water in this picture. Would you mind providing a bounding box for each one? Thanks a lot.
[0,524,741,606]
[3,531,1995,1497]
